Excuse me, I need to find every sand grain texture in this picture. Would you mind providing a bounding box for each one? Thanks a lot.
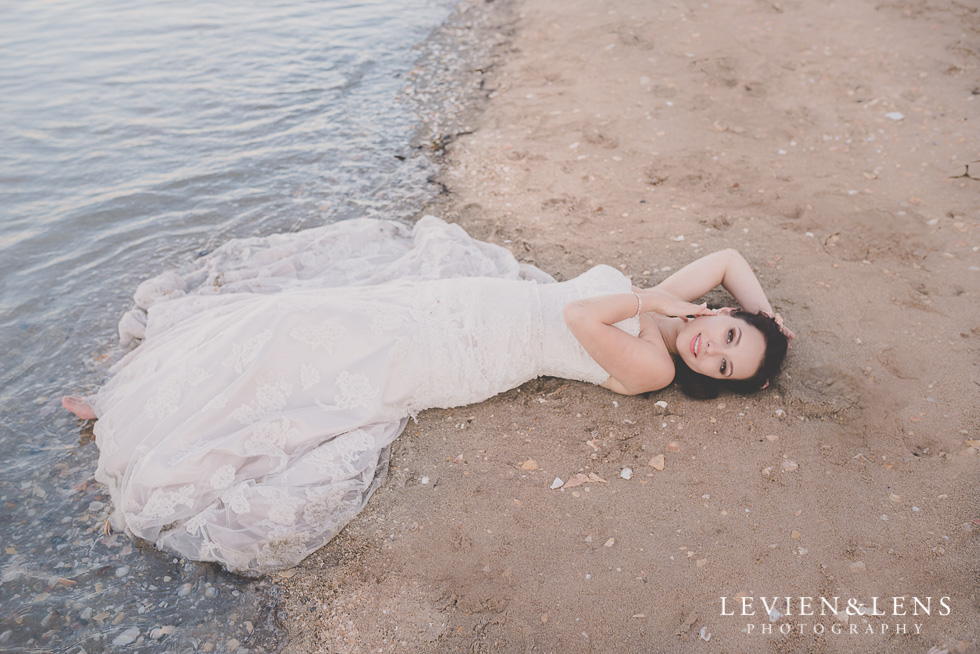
[281,0,979,652]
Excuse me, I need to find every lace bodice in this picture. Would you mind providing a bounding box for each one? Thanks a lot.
[374,265,637,418]
[534,264,640,383]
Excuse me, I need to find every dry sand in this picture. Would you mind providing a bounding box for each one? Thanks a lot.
[280,0,979,651]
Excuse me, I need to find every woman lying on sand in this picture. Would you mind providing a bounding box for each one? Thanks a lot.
[62,216,791,574]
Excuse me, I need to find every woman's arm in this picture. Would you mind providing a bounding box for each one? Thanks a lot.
[652,248,794,338]
[652,248,774,315]
[563,291,712,395]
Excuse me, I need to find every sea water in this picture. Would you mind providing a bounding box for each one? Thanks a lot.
[0,0,459,651]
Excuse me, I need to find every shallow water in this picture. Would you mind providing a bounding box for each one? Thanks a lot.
[0,1,455,650]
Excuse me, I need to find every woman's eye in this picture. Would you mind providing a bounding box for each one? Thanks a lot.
[720,358,727,375]
[727,328,735,343]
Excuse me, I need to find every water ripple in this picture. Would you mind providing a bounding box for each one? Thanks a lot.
[0,0,453,650]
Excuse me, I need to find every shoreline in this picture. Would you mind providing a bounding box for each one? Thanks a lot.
[281,0,979,652]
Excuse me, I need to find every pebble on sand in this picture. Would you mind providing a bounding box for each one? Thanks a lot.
[620,468,633,480]
[150,626,176,639]
[849,561,867,573]
[551,477,564,489]
[649,454,666,471]
[112,627,140,646]
[781,460,799,472]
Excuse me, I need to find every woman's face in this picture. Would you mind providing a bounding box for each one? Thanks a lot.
[675,314,765,381]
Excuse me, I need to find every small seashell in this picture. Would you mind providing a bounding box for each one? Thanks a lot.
[550,477,564,490]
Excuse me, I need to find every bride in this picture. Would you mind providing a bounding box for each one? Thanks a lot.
[62,216,791,574]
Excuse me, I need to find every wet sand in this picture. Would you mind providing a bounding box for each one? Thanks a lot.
[281,0,979,652]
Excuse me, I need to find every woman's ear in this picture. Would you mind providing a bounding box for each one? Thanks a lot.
[760,379,769,390]
[718,306,735,315]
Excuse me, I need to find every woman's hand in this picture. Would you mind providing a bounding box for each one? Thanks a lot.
[771,312,795,340]
[638,289,717,321]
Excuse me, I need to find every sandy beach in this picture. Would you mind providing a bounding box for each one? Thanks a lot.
[280,0,979,652]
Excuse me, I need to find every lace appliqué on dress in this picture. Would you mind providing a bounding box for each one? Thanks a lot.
[256,487,303,527]
[243,418,294,466]
[300,363,320,391]
[230,374,294,425]
[203,393,229,411]
[223,330,274,374]
[317,371,377,412]
[303,484,353,530]
[220,485,252,516]
[210,465,237,490]
[289,319,344,353]
[305,428,375,479]
[145,366,212,420]
[142,484,197,520]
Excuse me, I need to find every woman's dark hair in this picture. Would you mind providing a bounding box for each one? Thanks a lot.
[671,310,789,399]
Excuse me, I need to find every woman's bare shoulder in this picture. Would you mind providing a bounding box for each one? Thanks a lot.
[600,333,676,395]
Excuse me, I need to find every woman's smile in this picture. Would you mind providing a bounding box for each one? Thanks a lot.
[677,315,766,380]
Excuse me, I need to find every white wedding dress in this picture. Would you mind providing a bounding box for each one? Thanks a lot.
[90,216,638,574]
